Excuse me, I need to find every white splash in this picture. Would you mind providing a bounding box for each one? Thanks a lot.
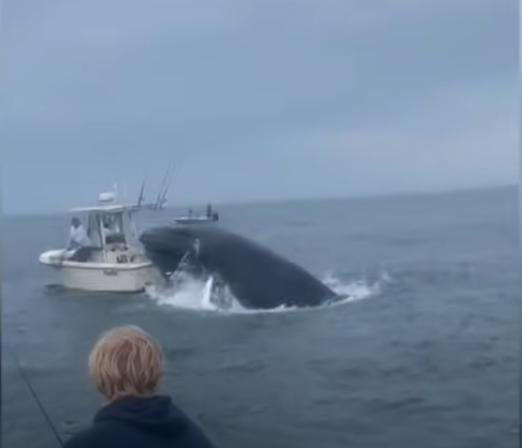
[323,272,388,304]
[146,275,220,311]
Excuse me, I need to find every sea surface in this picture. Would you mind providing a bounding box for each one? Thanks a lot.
[1,187,519,448]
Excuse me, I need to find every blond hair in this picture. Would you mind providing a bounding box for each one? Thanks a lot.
[89,326,164,401]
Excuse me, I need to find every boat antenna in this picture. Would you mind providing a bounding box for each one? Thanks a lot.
[137,178,146,208]
[7,347,64,447]
[160,165,174,207]
[155,172,167,209]
[155,162,173,209]
[112,183,119,202]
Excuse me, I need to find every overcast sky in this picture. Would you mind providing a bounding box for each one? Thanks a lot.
[1,0,518,214]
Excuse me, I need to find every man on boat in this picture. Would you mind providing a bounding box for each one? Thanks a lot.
[67,217,90,250]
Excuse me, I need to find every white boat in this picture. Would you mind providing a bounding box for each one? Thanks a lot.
[39,194,161,292]
[174,204,219,225]
[174,216,218,224]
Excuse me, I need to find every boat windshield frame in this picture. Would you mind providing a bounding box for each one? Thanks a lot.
[70,206,139,251]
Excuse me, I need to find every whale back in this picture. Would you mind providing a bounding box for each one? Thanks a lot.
[141,225,337,309]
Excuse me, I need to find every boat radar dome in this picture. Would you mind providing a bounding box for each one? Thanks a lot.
[98,192,116,204]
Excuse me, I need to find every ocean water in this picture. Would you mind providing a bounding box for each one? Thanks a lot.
[1,187,519,448]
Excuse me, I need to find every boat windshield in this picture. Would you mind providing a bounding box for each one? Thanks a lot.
[87,214,103,248]
[102,213,123,234]
[85,210,139,248]
[121,210,140,246]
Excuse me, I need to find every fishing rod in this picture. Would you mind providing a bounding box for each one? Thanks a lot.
[159,165,175,207]
[137,177,146,208]
[155,162,172,208]
[7,346,64,447]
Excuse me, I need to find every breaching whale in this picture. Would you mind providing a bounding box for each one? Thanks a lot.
[140,225,339,309]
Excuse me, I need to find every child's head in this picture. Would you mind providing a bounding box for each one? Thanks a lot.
[88,326,164,401]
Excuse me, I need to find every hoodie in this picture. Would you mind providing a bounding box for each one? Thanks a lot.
[64,396,217,448]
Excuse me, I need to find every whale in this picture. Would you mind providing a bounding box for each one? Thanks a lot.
[140,225,339,309]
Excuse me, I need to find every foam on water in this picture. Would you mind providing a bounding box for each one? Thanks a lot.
[145,271,390,313]
[146,275,218,311]
[323,272,389,305]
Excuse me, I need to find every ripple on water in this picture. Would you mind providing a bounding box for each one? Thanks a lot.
[219,359,266,374]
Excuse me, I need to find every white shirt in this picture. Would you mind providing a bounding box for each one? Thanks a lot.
[69,225,90,247]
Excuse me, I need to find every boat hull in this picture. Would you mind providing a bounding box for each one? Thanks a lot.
[40,257,161,292]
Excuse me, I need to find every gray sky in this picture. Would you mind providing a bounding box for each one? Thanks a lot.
[2,0,518,214]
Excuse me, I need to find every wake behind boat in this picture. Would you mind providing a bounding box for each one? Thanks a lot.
[39,192,161,292]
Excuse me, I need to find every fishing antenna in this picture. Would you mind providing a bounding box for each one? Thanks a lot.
[7,347,65,447]
[137,177,146,207]
[155,161,173,208]
[155,165,169,209]
[160,165,175,205]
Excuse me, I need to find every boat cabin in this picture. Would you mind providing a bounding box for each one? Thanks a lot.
[69,205,143,264]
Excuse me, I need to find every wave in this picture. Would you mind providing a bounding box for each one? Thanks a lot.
[145,270,390,314]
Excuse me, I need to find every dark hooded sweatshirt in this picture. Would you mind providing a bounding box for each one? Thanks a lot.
[63,395,217,448]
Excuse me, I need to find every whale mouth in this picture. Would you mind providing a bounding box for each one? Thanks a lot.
[145,269,389,313]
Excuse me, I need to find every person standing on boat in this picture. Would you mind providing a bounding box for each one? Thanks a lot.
[63,326,217,448]
[67,217,90,250]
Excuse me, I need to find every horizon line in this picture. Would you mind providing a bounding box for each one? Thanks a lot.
[2,182,517,218]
